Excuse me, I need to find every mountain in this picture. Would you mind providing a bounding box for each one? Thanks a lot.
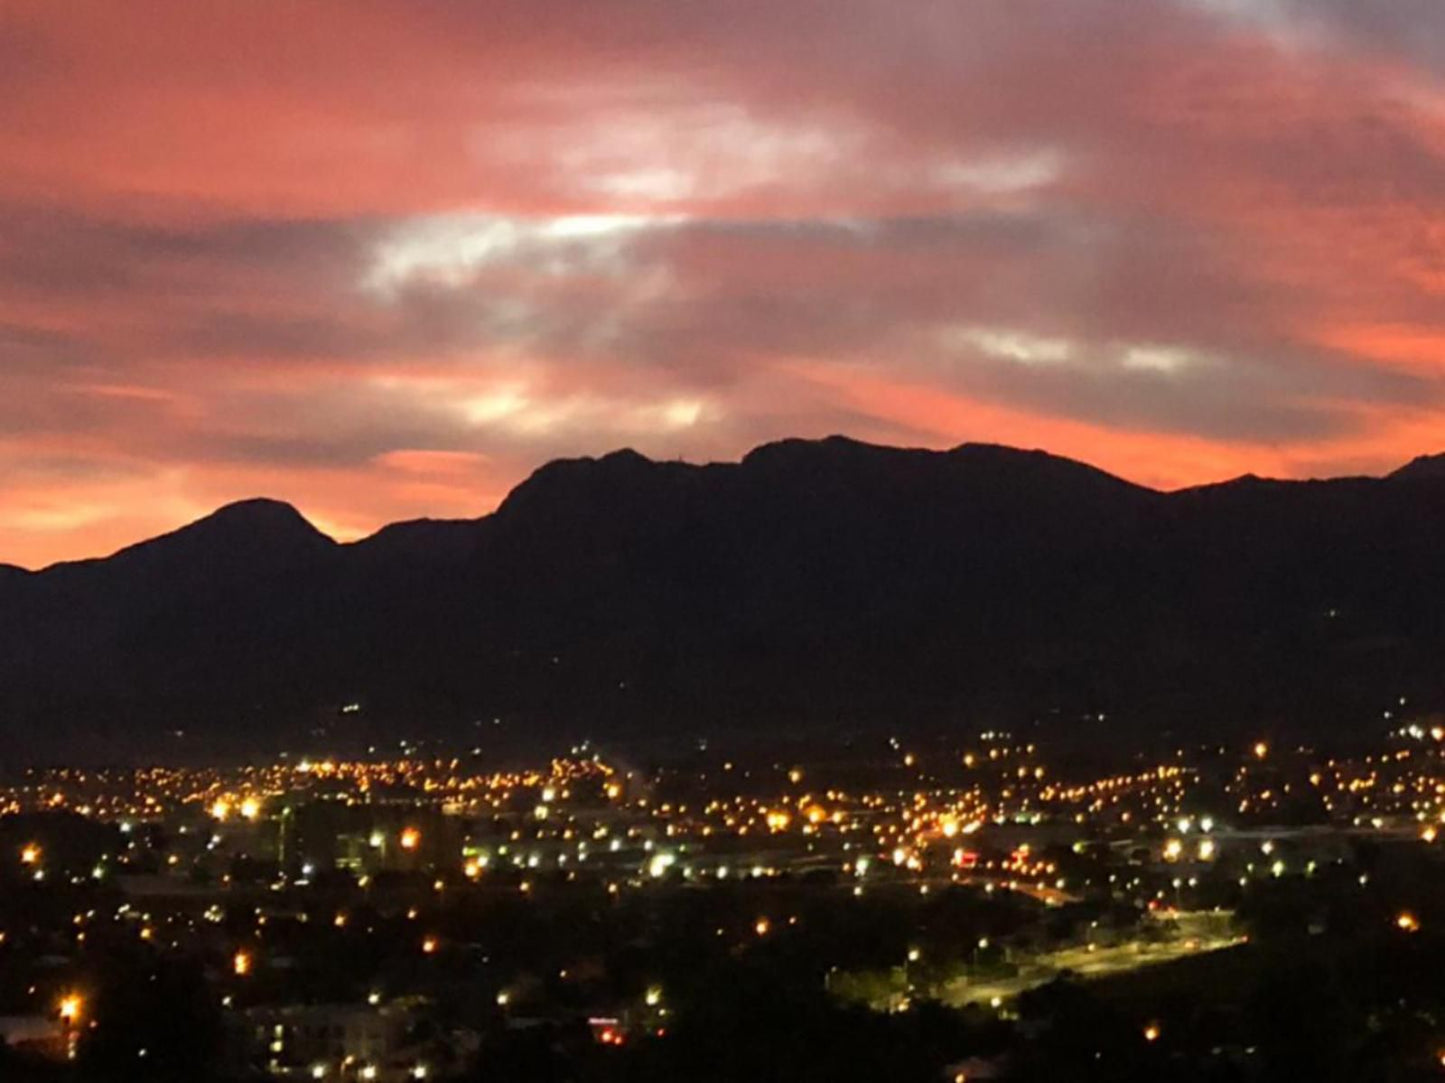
[2,436,1444,761]
[1392,452,1445,482]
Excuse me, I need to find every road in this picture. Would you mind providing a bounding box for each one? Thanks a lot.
[940,933,1244,1008]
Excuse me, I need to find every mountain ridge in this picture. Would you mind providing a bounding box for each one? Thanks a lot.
[3,435,1444,761]
[11,437,1441,571]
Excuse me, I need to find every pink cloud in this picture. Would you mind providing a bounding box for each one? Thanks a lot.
[3,1,1445,566]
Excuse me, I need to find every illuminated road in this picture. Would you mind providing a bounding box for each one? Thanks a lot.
[940,934,1245,1008]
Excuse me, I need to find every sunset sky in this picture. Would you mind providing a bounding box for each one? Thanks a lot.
[5,1,1445,567]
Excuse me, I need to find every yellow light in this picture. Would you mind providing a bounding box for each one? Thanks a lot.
[1253,742,1268,760]
[58,995,82,1024]
[240,798,261,821]
[1423,826,1438,844]
[19,844,40,866]
[334,913,348,928]
[400,827,421,851]
[421,936,438,954]
[754,918,771,936]
[1397,912,1420,933]
[1163,839,1183,861]
[234,950,252,976]
[1143,1023,1160,1042]
[211,799,231,821]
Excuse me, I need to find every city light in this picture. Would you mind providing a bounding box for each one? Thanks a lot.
[0,722,1439,1074]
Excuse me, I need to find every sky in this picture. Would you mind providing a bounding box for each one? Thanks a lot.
[5,1,1445,568]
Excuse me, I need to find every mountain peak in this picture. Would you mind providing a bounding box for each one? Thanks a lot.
[176,497,329,541]
[206,496,317,524]
[106,497,335,568]
[741,434,886,465]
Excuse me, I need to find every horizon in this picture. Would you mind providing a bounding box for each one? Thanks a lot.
[4,432,1442,573]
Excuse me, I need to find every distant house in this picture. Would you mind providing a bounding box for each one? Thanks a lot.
[228,999,474,1081]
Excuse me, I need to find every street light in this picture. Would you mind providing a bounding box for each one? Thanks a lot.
[58,994,82,1060]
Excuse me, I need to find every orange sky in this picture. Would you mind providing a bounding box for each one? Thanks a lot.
[3,0,1445,568]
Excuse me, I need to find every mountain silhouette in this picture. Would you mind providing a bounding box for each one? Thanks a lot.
[2,437,1443,761]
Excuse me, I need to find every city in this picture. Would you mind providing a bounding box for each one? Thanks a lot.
[5,718,1445,1079]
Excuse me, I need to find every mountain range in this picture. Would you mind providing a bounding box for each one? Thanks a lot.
[3,436,1444,761]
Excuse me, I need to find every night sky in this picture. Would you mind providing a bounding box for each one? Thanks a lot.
[5,1,1445,567]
